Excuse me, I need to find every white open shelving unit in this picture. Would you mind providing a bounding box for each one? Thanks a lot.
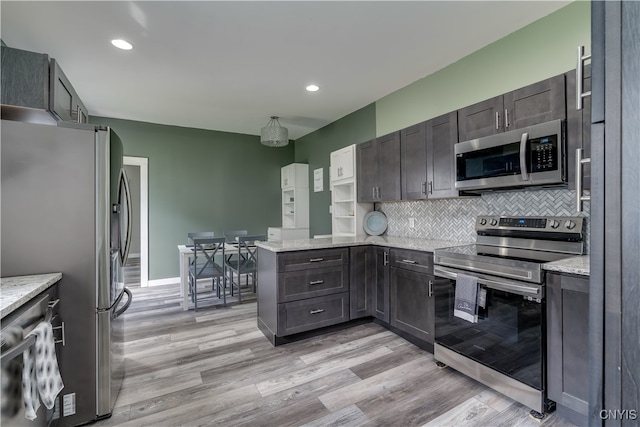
[282,186,309,229]
[330,145,373,236]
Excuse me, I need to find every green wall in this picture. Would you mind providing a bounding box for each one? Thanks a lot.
[376,1,591,135]
[90,116,294,280]
[294,104,376,237]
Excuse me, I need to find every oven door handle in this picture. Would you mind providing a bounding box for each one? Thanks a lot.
[434,265,541,298]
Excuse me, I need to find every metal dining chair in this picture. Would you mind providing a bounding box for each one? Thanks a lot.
[223,229,247,243]
[222,229,247,268]
[187,235,226,310]
[225,234,265,303]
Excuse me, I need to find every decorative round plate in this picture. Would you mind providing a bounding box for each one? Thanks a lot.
[363,211,388,236]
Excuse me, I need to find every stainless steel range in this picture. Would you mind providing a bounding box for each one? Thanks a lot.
[433,215,584,417]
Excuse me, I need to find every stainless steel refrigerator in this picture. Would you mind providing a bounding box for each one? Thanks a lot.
[1,118,133,426]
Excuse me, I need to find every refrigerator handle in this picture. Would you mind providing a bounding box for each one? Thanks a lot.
[118,168,133,267]
[112,288,132,320]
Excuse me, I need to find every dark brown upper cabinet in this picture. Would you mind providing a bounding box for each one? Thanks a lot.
[1,46,88,124]
[400,122,427,200]
[357,131,401,202]
[458,74,566,141]
[426,112,459,199]
[400,111,459,200]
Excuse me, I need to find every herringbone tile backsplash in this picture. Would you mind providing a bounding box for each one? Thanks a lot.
[377,189,590,252]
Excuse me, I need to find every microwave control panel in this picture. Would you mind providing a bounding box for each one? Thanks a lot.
[530,135,558,172]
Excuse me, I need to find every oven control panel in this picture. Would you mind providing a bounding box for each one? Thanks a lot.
[476,216,584,234]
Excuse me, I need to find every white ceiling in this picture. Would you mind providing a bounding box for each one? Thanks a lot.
[1,1,571,140]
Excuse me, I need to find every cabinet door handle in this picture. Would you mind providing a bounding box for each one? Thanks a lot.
[575,148,591,212]
[310,309,325,315]
[309,258,324,262]
[383,251,389,266]
[309,280,324,285]
[428,181,433,195]
[428,280,433,297]
[372,187,376,199]
[401,259,417,264]
[76,106,81,123]
[495,111,500,130]
[504,109,509,129]
[422,182,427,195]
[576,46,592,110]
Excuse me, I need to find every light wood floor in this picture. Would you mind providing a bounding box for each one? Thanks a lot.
[96,271,576,427]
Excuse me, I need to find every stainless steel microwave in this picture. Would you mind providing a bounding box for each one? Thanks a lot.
[455,119,565,191]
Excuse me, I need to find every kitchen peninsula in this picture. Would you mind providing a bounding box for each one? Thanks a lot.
[255,236,466,347]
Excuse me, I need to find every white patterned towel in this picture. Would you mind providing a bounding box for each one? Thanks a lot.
[454,274,479,323]
[22,321,64,420]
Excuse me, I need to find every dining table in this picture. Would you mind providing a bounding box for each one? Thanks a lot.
[177,242,251,310]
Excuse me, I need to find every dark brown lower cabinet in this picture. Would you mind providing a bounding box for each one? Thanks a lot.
[546,272,589,426]
[278,292,350,336]
[374,247,390,323]
[349,246,390,322]
[258,245,434,351]
[257,247,350,345]
[389,264,434,346]
[349,246,373,319]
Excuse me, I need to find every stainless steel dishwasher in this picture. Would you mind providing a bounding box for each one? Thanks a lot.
[1,292,63,427]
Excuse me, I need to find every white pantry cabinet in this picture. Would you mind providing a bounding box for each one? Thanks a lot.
[330,145,355,182]
[281,163,308,189]
[281,163,309,229]
[330,145,373,236]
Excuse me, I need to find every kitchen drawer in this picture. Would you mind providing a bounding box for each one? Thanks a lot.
[390,248,433,274]
[277,292,350,336]
[278,266,347,303]
[277,248,348,272]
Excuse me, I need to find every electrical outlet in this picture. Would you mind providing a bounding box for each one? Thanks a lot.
[409,217,415,228]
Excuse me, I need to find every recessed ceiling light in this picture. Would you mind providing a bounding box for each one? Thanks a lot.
[111,39,133,50]
[306,84,320,92]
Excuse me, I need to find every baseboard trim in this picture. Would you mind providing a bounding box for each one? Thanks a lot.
[147,277,180,287]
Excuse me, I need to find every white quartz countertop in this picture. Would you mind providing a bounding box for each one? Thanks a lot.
[255,235,471,253]
[1,273,62,319]
[543,255,590,276]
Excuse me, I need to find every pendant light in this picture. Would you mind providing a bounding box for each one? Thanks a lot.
[260,116,289,147]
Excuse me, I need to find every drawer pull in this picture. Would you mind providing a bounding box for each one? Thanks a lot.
[401,259,417,264]
[310,309,325,315]
[309,258,324,262]
[309,280,324,285]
